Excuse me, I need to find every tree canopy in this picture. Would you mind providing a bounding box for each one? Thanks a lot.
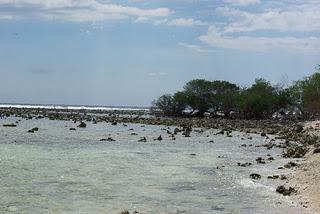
[152,66,320,119]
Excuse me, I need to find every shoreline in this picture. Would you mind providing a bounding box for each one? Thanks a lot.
[1,107,319,213]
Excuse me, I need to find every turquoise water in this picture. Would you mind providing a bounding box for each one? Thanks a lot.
[0,118,304,213]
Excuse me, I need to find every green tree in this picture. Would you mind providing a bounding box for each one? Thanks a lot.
[210,80,240,117]
[183,79,215,115]
[151,94,174,116]
[151,92,188,116]
[289,66,320,115]
[238,79,285,119]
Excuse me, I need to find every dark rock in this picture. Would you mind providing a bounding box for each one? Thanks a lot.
[283,145,308,158]
[284,161,298,168]
[3,123,17,127]
[28,127,39,133]
[69,128,76,131]
[250,173,261,180]
[261,132,267,137]
[173,128,181,134]
[256,157,266,164]
[294,124,304,133]
[156,135,162,141]
[100,137,116,142]
[267,175,279,179]
[280,175,287,180]
[267,157,274,161]
[237,162,252,167]
[138,137,147,142]
[313,148,320,154]
[78,122,87,128]
[276,185,296,196]
[216,130,225,135]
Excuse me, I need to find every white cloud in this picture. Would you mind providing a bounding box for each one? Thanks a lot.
[155,18,206,27]
[217,2,320,33]
[199,25,320,54]
[223,0,261,6]
[178,42,214,53]
[0,0,172,22]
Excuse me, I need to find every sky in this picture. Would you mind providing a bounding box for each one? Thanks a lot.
[0,0,319,107]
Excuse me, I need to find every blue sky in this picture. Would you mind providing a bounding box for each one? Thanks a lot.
[0,0,319,106]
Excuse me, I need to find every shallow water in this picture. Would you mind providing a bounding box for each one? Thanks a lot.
[0,118,305,213]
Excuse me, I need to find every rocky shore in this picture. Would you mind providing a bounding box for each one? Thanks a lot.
[1,107,319,212]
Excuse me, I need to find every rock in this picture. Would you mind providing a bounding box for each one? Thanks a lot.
[267,157,274,161]
[256,157,266,164]
[111,121,117,126]
[120,211,130,214]
[69,128,76,131]
[3,123,17,127]
[261,132,267,137]
[156,135,162,141]
[78,122,87,128]
[130,133,138,136]
[283,145,308,158]
[250,173,261,180]
[216,130,225,135]
[267,175,279,179]
[276,185,296,196]
[284,161,298,168]
[28,127,39,133]
[138,137,147,142]
[313,148,320,154]
[280,175,287,180]
[182,127,192,137]
[174,128,181,134]
[101,137,116,142]
[237,162,252,167]
[294,124,304,133]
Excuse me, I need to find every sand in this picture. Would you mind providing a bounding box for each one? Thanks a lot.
[289,121,320,213]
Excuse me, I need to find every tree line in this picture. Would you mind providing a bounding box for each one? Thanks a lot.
[151,66,320,119]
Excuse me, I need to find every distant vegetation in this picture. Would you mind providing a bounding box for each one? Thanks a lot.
[151,65,320,119]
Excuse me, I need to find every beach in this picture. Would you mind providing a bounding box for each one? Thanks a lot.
[0,106,317,213]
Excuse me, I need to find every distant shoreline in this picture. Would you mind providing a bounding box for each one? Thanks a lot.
[0,103,149,111]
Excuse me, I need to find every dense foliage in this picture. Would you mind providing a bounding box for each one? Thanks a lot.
[152,66,320,119]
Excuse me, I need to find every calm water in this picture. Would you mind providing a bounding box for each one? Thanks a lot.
[0,118,304,214]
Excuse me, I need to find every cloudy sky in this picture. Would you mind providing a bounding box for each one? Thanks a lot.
[0,0,319,106]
